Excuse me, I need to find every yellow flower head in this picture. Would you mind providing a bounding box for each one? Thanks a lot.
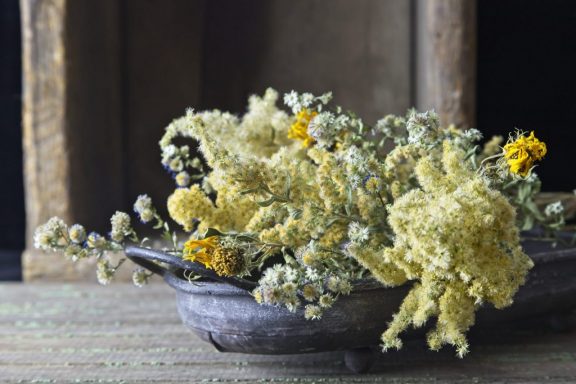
[253,289,263,304]
[211,246,244,276]
[183,236,244,276]
[183,236,218,268]
[503,131,547,177]
[288,109,317,147]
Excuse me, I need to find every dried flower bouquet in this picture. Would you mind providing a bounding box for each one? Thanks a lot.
[35,89,566,357]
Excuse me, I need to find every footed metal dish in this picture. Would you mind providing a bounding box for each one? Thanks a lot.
[125,238,576,373]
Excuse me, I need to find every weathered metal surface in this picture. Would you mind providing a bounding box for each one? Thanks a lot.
[169,274,409,356]
[1,283,576,383]
[125,240,576,361]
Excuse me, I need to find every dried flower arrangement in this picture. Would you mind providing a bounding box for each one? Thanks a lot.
[34,89,566,357]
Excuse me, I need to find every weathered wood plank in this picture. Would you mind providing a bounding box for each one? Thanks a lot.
[21,0,410,283]
[1,283,576,383]
[20,0,128,281]
[202,0,412,122]
[20,0,71,280]
[416,0,477,128]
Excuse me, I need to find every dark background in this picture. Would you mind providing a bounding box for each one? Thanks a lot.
[1,0,576,280]
[477,0,576,192]
[0,0,23,280]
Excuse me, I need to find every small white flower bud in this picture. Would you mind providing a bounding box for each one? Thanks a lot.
[96,259,115,285]
[133,195,155,223]
[64,244,83,262]
[132,268,150,287]
[175,171,190,187]
[110,211,132,242]
[86,232,106,249]
[545,201,564,217]
[169,158,184,172]
[68,224,86,244]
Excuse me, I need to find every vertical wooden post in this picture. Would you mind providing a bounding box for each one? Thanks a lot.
[21,0,126,281]
[20,0,206,281]
[416,0,477,128]
[20,0,74,280]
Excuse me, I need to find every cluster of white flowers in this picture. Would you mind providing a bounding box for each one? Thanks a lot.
[254,264,302,313]
[339,145,372,188]
[132,268,151,287]
[68,224,86,244]
[253,240,358,319]
[86,232,107,249]
[545,201,564,217]
[406,110,441,146]
[133,194,155,223]
[283,90,332,114]
[348,222,370,244]
[161,144,192,175]
[96,258,115,285]
[159,115,205,187]
[33,193,160,285]
[308,111,351,148]
[33,217,67,251]
[110,211,133,242]
[460,128,483,144]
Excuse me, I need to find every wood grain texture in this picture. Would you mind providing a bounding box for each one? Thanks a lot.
[20,0,73,281]
[21,0,206,282]
[21,0,409,281]
[1,283,576,383]
[202,0,412,123]
[20,0,128,281]
[416,0,477,128]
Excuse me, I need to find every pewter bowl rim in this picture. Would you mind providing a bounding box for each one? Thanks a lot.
[163,270,386,296]
[126,237,576,297]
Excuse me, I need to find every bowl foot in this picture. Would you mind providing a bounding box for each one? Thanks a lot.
[344,347,376,373]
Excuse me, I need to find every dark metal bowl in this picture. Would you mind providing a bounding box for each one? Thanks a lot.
[125,239,576,370]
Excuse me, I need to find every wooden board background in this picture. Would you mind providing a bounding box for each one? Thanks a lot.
[20,0,483,281]
[21,0,415,281]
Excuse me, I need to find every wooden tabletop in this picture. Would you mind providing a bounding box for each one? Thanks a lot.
[1,283,576,383]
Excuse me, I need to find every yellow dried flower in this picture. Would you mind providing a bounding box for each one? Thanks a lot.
[288,109,317,147]
[351,142,533,356]
[301,249,318,267]
[211,246,244,277]
[503,131,547,177]
[183,236,218,268]
[253,289,263,304]
[167,185,214,232]
[318,223,347,248]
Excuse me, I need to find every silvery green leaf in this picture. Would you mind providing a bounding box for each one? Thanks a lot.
[204,227,224,238]
[256,197,277,207]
